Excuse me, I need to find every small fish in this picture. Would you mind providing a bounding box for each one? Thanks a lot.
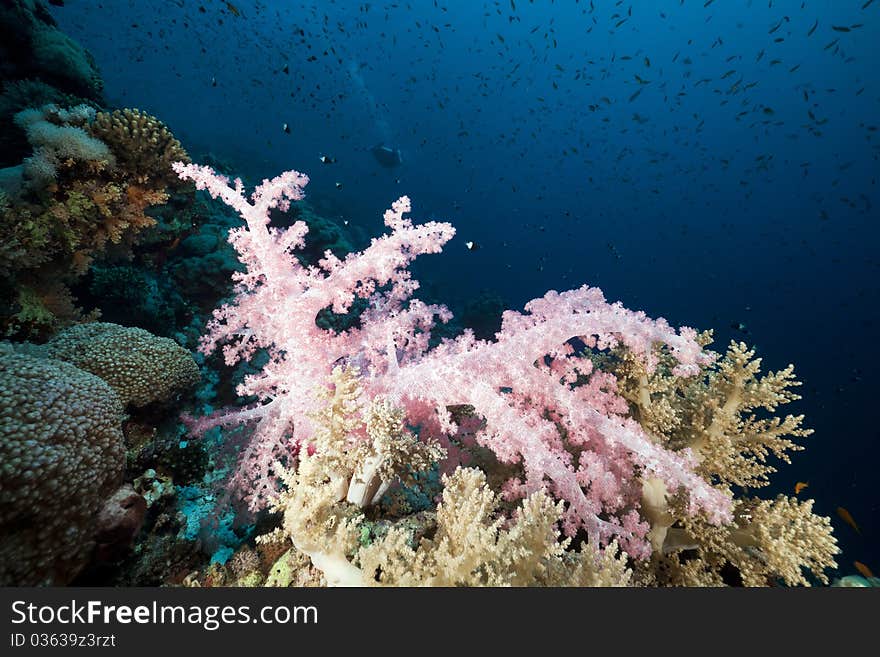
[836,506,861,534]
[831,25,851,32]
[282,123,290,133]
[224,1,240,16]
[319,155,336,164]
[211,76,217,87]
[731,322,749,334]
[807,19,818,37]
[281,64,289,74]
[794,481,809,495]
[335,182,344,189]
[854,561,875,579]
[48,0,64,5]
[465,241,480,251]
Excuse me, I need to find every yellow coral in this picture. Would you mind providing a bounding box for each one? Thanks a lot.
[598,334,837,586]
[359,467,632,587]
[90,108,190,187]
[269,338,835,587]
[274,367,631,587]
[649,494,839,587]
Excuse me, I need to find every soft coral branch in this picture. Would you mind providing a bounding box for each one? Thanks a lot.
[177,161,731,556]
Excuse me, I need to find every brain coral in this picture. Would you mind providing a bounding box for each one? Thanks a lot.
[44,322,200,408]
[0,348,125,585]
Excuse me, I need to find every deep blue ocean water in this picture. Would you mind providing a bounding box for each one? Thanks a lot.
[50,0,878,573]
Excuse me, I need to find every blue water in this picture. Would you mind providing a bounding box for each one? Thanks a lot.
[50,0,878,573]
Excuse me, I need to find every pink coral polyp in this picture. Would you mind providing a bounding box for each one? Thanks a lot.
[175,162,732,556]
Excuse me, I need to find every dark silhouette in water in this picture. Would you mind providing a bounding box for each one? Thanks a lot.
[370,143,403,168]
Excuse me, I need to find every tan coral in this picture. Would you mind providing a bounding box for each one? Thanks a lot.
[277,339,834,587]
[90,108,190,187]
[358,467,632,587]
[681,341,811,487]
[43,322,199,407]
[653,494,839,587]
[276,366,632,587]
[275,375,365,585]
[598,334,837,586]
[347,396,445,507]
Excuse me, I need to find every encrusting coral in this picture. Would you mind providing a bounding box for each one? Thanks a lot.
[0,319,202,585]
[41,322,200,408]
[0,346,125,585]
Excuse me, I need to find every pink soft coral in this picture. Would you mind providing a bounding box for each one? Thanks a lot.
[175,162,732,556]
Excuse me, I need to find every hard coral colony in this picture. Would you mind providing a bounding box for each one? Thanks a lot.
[174,160,838,587]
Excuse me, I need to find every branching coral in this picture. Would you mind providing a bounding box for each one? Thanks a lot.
[359,468,632,587]
[176,162,729,562]
[607,336,838,585]
[273,366,441,586]
[90,108,190,188]
[273,366,630,587]
[178,161,836,586]
[650,495,839,587]
[608,335,811,488]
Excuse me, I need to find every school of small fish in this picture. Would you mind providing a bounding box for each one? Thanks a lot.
[53,0,877,583]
